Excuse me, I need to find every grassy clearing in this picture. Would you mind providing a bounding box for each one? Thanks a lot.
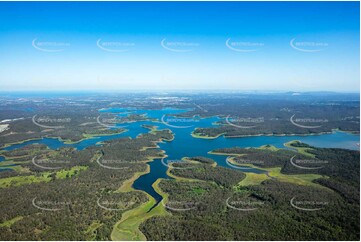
[284,141,315,158]
[117,165,150,193]
[111,127,175,241]
[238,172,270,186]
[0,166,87,188]
[111,166,170,241]
[259,144,280,151]
[208,151,246,156]
[0,174,51,188]
[111,179,169,241]
[85,221,103,241]
[111,195,168,241]
[211,141,323,188]
[191,131,225,139]
[55,166,88,179]
[267,167,324,186]
[219,145,325,188]
[237,163,325,188]
[0,216,23,228]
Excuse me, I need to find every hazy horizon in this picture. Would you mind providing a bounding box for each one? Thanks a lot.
[0,89,360,95]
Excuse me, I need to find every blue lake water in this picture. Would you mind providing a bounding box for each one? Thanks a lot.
[1,108,359,204]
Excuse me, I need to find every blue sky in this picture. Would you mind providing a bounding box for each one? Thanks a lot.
[0,1,359,92]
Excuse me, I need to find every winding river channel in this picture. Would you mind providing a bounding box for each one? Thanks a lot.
[1,108,359,204]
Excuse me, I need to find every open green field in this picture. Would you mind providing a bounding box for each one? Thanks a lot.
[284,140,316,157]
[0,166,88,188]
[85,221,103,241]
[238,172,270,186]
[237,166,325,187]
[191,131,225,139]
[111,179,169,241]
[0,216,23,228]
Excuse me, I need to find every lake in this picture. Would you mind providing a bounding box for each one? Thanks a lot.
[1,108,359,204]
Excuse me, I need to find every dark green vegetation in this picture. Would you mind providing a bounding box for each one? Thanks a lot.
[214,141,360,201]
[0,92,359,241]
[0,95,161,147]
[170,162,245,188]
[187,93,359,138]
[184,156,216,165]
[0,108,123,147]
[141,142,360,241]
[1,92,359,147]
[0,127,173,240]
